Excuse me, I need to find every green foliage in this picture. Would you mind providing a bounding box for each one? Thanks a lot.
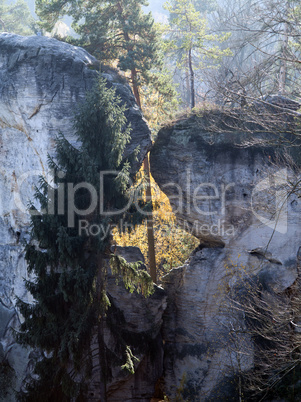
[164,0,231,108]
[36,0,179,122]
[165,0,224,58]
[0,0,36,35]
[16,77,154,400]
[36,0,156,78]
[110,254,154,296]
[76,0,158,89]
[139,22,180,133]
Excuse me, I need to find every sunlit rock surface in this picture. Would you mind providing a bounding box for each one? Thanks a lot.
[151,111,301,400]
[0,33,152,400]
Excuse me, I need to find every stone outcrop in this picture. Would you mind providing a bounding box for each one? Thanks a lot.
[0,33,152,400]
[150,111,301,400]
[104,247,166,402]
[2,32,301,402]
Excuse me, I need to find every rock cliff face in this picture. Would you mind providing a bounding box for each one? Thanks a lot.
[2,32,301,401]
[150,111,301,400]
[0,33,153,400]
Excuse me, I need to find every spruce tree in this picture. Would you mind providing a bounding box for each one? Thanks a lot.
[36,0,180,283]
[16,77,153,401]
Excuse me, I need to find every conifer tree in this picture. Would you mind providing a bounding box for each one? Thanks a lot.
[16,77,153,401]
[164,0,231,109]
[35,0,180,284]
[36,0,158,107]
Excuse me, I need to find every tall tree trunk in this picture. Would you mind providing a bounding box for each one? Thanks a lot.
[131,68,142,108]
[185,59,191,108]
[188,48,195,109]
[131,80,157,283]
[279,3,289,94]
[143,155,157,283]
[117,1,157,283]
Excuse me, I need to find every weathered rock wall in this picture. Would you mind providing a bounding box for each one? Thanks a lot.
[0,33,152,400]
[150,111,301,400]
[2,32,301,402]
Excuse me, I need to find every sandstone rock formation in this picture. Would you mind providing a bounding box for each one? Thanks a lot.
[2,32,301,401]
[0,33,152,400]
[150,111,301,400]
[104,247,166,402]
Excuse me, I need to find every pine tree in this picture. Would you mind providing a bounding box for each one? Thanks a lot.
[36,0,157,106]
[36,0,180,119]
[15,77,153,401]
[164,0,231,109]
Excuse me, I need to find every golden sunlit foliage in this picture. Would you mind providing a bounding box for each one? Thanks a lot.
[114,171,198,281]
